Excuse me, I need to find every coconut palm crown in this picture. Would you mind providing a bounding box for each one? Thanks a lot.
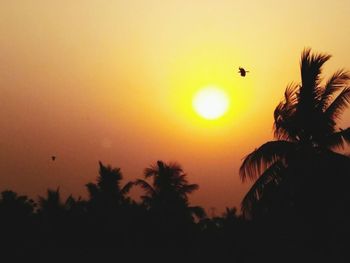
[134,160,205,220]
[240,48,350,217]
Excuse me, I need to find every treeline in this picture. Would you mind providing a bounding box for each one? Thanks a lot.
[0,160,249,262]
[2,159,349,262]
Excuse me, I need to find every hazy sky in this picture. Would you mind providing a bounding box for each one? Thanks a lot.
[1,0,350,213]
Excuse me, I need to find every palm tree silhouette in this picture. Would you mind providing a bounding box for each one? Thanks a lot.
[86,161,133,210]
[134,160,205,221]
[85,162,135,230]
[240,48,350,218]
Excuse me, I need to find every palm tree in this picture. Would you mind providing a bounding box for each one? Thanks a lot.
[134,160,205,222]
[86,161,133,210]
[240,48,350,218]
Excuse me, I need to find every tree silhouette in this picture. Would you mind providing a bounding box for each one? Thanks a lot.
[131,160,206,258]
[0,190,35,234]
[0,191,37,257]
[0,190,35,218]
[134,160,205,222]
[37,188,68,219]
[240,48,350,218]
[86,161,133,212]
[37,188,85,225]
[84,161,136,250]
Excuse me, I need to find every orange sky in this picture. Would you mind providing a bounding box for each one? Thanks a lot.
[1,1,350,214]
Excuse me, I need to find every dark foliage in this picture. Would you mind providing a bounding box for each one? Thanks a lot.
[0,160,243,262]
[239,49,350,261]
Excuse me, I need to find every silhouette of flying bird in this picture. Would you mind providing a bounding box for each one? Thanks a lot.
[238,67,249,77]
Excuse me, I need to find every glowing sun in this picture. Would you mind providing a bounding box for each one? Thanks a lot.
[193,86,229,120]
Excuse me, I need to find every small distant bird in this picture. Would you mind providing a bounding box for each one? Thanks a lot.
[238,67,249,77]
[51,156,56,161]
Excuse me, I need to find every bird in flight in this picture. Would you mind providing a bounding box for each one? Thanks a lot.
[238,67,249,77]
[51,156,56,161]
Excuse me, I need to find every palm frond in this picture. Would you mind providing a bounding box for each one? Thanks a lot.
[86,183,99,199]
[134,179,156,196]
[180,184,199,194]
[274,83,299,140]
[166,162,183,174]
[300,48,331,97]
[241,161,285,219]
[171,173,188,186]
[97,162,122,186]
[239,141,296,181]
[144,165,158,178]
[121,181,134,195]
[284,82,300,105]
[324,127,350,149]
[325,86,350,121]
[319,69,350,110]
[297,49,331,131]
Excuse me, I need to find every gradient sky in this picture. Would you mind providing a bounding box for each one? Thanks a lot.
[1,0,350,214]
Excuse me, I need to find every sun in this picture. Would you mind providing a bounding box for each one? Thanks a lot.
[193,86,230,120]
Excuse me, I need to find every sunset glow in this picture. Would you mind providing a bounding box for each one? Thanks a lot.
[2,1,350,259]
[1,0,350,214]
